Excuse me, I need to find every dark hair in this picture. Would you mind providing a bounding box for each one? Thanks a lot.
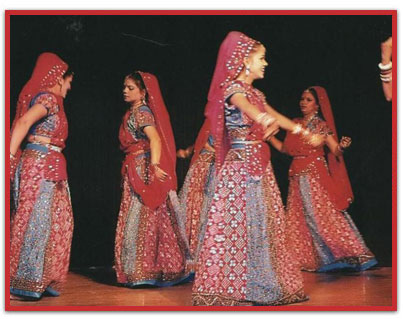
[63,68,74,79]
[305,87,320,106]
[124,71,148,100]
[304,87,326,120]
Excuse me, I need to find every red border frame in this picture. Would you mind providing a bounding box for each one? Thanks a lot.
[4,9,397,312]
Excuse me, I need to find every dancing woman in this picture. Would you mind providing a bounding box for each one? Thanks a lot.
[192,31,319,306]
[114,71,190,287]
[270,86,377,272]
[10,52,74,300]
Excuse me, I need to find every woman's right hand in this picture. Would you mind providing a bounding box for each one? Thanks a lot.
[153,165,169,182]
[176,149,189,158]
[176,145,194,158]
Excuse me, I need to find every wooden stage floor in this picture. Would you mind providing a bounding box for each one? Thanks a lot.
[9,267,392,308]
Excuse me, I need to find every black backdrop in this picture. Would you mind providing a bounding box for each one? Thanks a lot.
[10,14,393,268]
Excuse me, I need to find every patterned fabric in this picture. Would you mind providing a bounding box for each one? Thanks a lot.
[115,107,189,287]
[204,31,259,172]
[178,150,216,271]
[127,105,156,141]
[10,94,73,299]
[284,116,377,272]
[28,93,68,145]
[192,82,307,306]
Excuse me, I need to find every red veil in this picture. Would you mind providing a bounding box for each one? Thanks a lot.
[119,72,177,210]
[10,53,68,179]
[11,52,68,133]
[312,86,354,209]
[204,31,259,172]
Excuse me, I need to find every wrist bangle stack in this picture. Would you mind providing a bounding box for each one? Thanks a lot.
[255,112,275,127]
[378,61,392,83]
[378,61,392,70]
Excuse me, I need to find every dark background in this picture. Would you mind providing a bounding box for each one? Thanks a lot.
[10,14,392,268]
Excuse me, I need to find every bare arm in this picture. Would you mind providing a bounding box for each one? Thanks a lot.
[230,93,270,129]
[325,135,351,156]
[264,104,297,132]
[143,125,168,181]
[264,103,324,147]
[269,136,284,153]
[10,104,48,155]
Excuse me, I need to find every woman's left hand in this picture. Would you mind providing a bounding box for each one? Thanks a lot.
[153,165,169,182]
[339,136,352,149]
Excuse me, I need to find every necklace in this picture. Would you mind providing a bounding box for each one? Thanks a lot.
[131,100,144,111]
[303,112,318,127]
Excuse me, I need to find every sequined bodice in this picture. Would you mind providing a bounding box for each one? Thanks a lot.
[126,105,155,142]
[224,81,266,143]
[28,92,68,144]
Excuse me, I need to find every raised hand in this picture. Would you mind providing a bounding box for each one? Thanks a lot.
[339,136,352,149]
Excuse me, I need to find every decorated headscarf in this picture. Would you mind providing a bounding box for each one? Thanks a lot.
[204,31,259,172]
[312,86,354,208]
[11,52,68,133]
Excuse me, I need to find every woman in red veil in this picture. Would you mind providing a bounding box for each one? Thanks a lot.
[270,87,377,272]
[9,52,74,300]
[191,31,323,306]
[114,71,191,287]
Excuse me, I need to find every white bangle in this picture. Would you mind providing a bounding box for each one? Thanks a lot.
[255,112,266,123]
[262,115,275,127]
[378,61,392,71]
[255,112,275,126]
[380,72,392,78]
[380,77,392,82]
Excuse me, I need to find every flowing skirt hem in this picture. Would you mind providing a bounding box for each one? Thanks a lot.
[119,272,194,288]
[192,288,308,306]
[311,256,378,273]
